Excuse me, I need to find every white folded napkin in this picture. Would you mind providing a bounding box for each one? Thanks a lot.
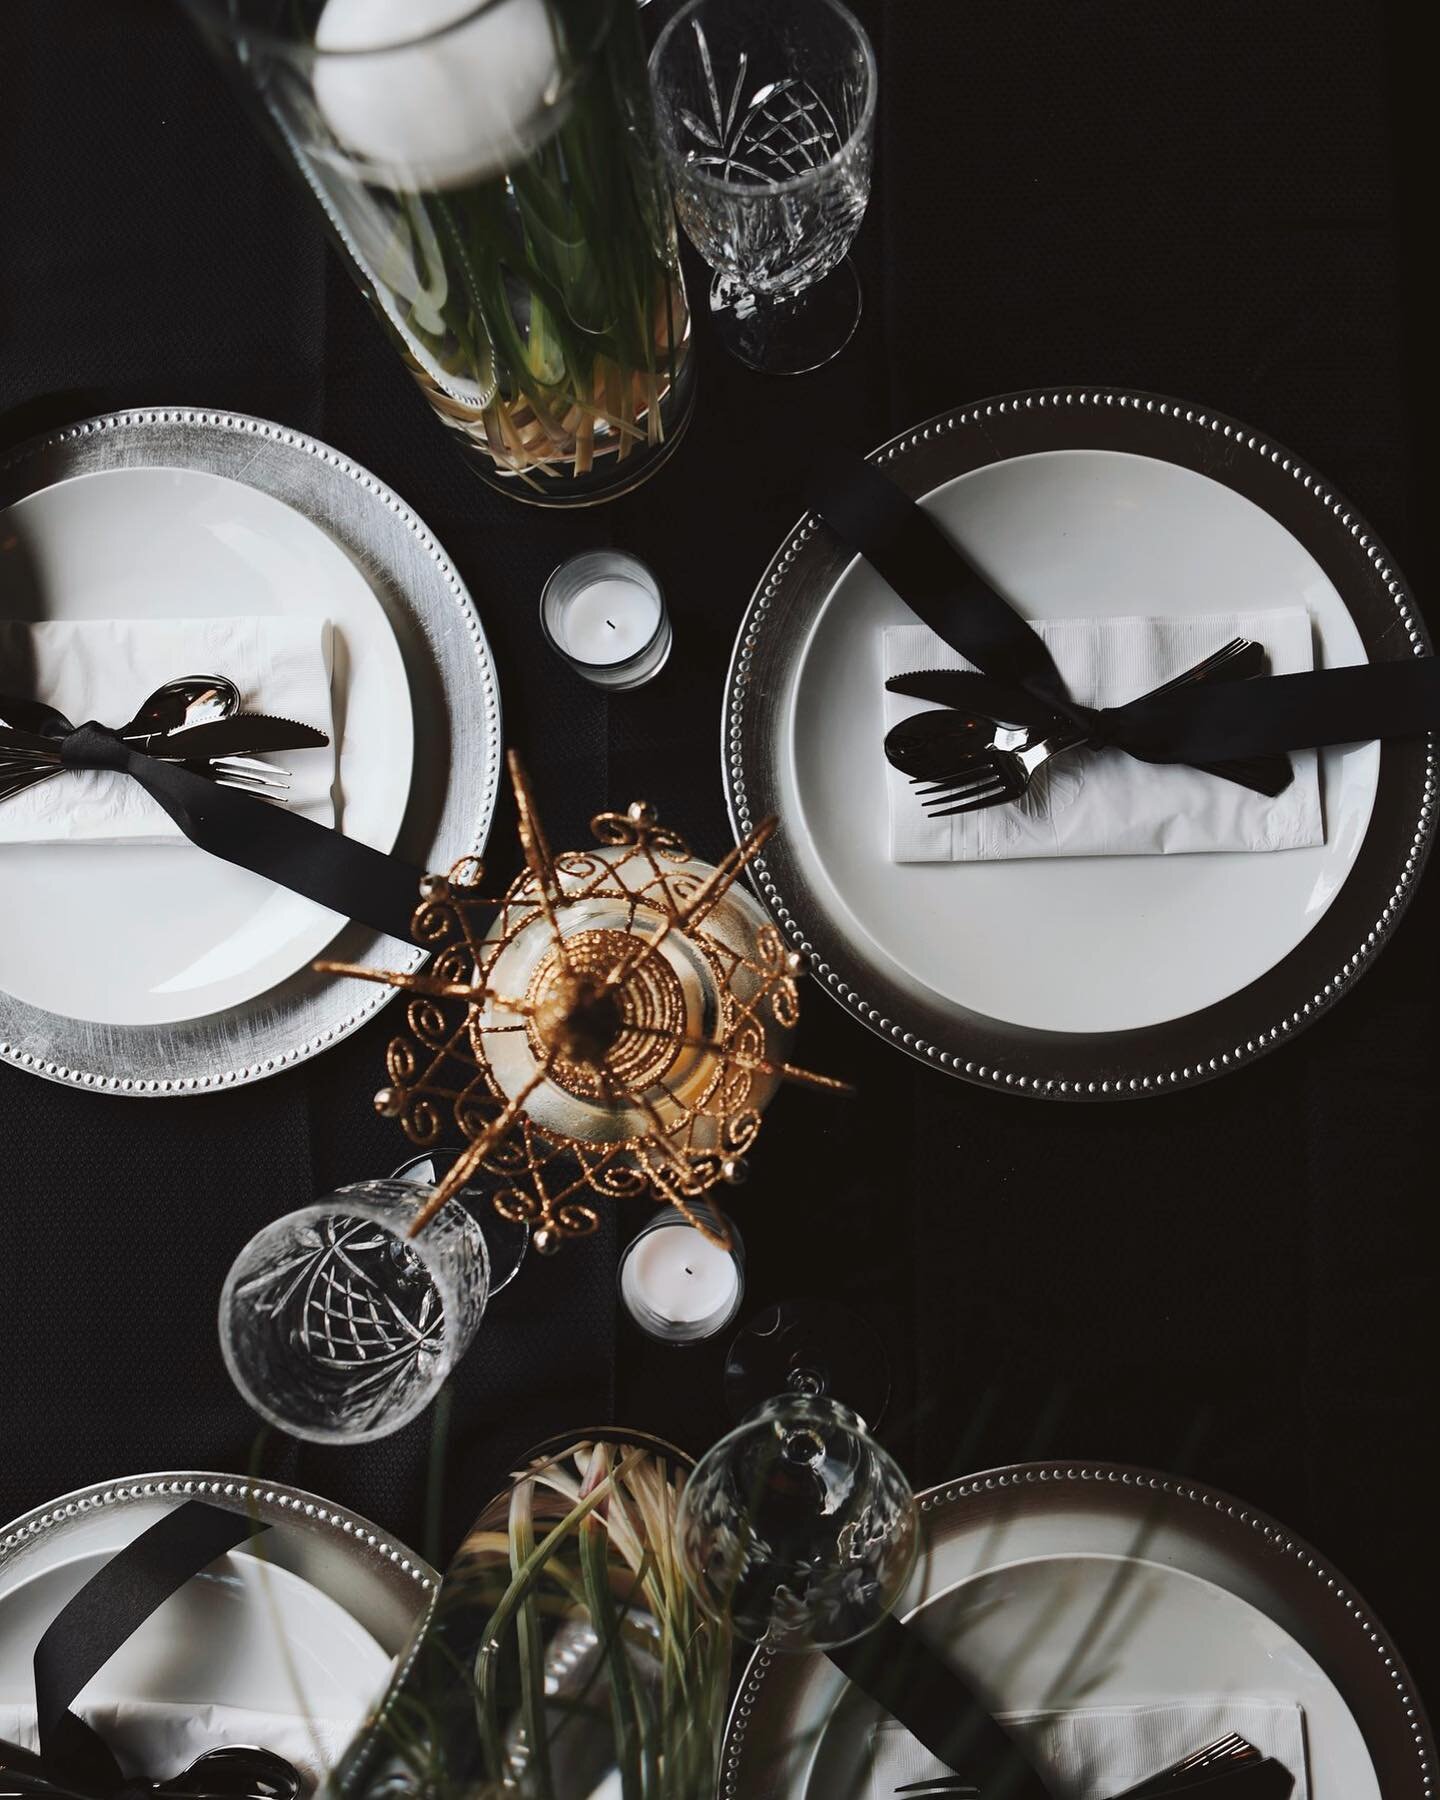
[0,617,335,845]
[885,611,1323,862]
[869,1698,1308,1799]
[0,1700,354,1794]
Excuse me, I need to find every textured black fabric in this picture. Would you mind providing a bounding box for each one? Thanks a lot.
[2,0,1435,1719]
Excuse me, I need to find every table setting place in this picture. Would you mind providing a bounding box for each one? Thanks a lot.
[1,2,1434,1800]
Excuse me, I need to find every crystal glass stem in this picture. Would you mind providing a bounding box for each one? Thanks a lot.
[708,259,863,374]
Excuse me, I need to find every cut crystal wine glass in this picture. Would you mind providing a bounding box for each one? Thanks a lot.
[219,1179,489,1444]
[676,1393,918,1650]
[650,0,877,373]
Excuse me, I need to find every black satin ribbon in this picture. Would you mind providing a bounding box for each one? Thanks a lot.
[807,451,1440,763]
[1086,659,1440,760]
[0,1501,281,1800]
[830,1617,1292,1797]
[828,1615,1056,1798]
[10,707,422,944]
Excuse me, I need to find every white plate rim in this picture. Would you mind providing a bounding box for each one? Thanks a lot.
[720,1460,1436,1800]
[0,407,503,1094]
[720,387,1437,1098]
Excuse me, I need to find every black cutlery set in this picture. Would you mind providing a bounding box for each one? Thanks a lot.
[884,638,1295,818]
[0,674,326,807]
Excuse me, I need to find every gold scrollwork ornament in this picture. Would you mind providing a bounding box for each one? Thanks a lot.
[318,753,849,1254]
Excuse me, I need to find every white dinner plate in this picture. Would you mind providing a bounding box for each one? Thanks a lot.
[788,450,1376,1035]
[0,409,502,1094]
[807,1554,1374,1798]
[0,1474,438,1786]
[0,464,414,1026]
[722,1463,1435,1798]
[723,389,1435,1095]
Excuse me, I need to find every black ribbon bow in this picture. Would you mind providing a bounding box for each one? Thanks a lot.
[807,452,1440,770]
[0,1501,301,1800]
[0,688,423,944]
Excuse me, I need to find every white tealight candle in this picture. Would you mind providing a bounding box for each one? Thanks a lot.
[541,551,673,688]
[314,0,565,192]
[561,577,661,665]
[619,1211,744,1344]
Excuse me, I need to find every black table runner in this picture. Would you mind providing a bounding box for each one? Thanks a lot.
[1,0,1434,1716]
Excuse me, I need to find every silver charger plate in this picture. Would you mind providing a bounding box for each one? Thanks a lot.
[721,1461,1436,1799]
[722,388,1436,1097]
[0,1470,436,1660]
[0,408,502,1094]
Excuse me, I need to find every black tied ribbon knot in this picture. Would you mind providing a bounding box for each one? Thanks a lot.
[0,1502,302,1800]
[59,722,136,776]
[807,451,1440,771]
[0,687,424,945]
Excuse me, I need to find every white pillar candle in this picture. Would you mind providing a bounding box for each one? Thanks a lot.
[619,1212,744,1344]
[541,551,673,688]
[314,0,565,192]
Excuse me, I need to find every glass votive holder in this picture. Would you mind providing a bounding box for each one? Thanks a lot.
[618,1204,745,1344]
[540,549,671,688]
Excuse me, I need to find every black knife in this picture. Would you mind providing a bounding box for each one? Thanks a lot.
[885,669,1066,727]
[136,714,331,756]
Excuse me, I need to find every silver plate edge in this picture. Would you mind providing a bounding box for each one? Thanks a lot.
[720,386,1437,1097]
[0,406,503,1095]
[0,1468,437,1657]
[720,1458,1436,1799]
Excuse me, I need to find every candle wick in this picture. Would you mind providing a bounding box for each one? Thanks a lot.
[684,1266,693,1276]
[606,619,616,629]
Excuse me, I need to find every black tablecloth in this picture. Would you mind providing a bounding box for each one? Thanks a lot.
[3,0,1435,1706]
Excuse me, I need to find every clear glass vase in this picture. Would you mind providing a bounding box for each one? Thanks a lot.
[188,0,695,506]
[325,1434,728,1800]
